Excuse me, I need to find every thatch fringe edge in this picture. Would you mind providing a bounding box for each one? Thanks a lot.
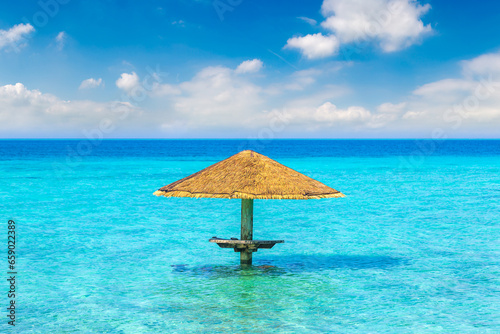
[153,190,345,200]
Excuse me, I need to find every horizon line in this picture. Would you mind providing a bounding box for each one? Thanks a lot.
[1,138,500,141]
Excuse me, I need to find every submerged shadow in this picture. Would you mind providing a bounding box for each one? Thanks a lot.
[170,263,287,278]
[265,254,408,271]
[170,254,408,278]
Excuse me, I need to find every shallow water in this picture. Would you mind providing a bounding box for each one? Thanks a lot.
[1,140,499,333]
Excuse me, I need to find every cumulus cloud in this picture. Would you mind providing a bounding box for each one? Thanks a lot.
[116,71,181,97]
[321,0,432,52]
[116,72,140,94]
[0,78,396,138]
[79,78,103,90]
[286,0,432,58]
[380,51,500,136]
[0,23,35,51]
[168,66,263,129]
[280,101,401,131]
[4,51,500,138]
[112,63,265,133]
[235,59,263,74]
[0,83,141,137]
[286,33,340,59]
[409,79,500,125]
[314,102,371,123]
[276,52,500,136]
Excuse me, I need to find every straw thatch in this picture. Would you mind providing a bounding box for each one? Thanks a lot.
[154,150,345,200]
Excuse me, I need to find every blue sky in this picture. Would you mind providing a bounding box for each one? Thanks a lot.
[1,0,500,138]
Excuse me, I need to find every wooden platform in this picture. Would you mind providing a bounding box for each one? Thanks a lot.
[209,237,284,252]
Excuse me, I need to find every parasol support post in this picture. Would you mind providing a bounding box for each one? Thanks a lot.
[240,198,254,265]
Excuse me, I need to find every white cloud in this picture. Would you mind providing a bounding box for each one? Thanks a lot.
[170,66,263,129]
[314,102,371,123]
[286,0,432,58]
[274,51,500,136]
[4,51,500,138]
[0,23,35,51]
[321,0,432,52]
[0,83,142,137]
[377,102,406,113]
[285,33,340,59]
[379,51,500,136]
[0,83,57,106]
[0,79,395,137]
[301,102,398,128]
[298,17,317,26]
[256,100,400,135]
[116,72,140,94]
[55,31,66,51]
[79,78,103,90]
[235,59,263,74]
[116,71,181,97]
[413,79,476,96]
[149,82,181,96]
[112,65,264,133]
[461,52,500,77]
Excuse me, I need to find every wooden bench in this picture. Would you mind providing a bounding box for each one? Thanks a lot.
[209,237,284,252]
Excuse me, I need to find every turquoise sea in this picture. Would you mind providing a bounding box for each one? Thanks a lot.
[1,139,499,333]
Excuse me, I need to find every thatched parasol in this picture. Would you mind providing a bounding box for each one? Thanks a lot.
[154,150,344,265]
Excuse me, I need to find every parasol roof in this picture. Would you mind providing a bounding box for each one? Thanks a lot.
[154,150,345,200]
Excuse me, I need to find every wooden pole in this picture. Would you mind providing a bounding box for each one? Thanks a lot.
[240,199,254,265]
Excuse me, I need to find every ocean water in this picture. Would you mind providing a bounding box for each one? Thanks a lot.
[1,139,499,333]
